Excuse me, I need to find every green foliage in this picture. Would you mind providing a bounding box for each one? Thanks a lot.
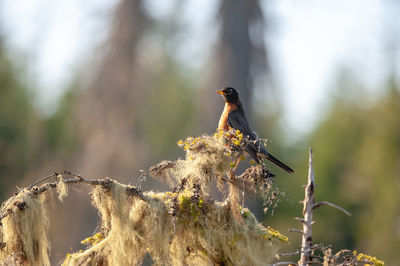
[346,81,400,263]
[44,88,78,155]
[0,47,40,197]
[0,45,79,200]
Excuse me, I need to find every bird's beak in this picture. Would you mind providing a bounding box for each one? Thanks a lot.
[216,89,225,95]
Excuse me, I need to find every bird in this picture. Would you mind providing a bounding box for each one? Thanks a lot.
[216,87,294,174]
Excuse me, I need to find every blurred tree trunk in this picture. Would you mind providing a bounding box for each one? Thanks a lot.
[48,0,150,263]
[200,0,268,131]
[74,0,148,178]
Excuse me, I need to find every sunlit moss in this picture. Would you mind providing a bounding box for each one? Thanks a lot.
[80,233,104,247]
[262,227,289,244]
[353,250,385,266]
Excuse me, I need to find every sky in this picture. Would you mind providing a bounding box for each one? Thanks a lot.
[1,0,397,136]
[270,0,392,134]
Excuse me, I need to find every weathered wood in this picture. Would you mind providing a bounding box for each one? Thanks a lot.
[299,148,315,266]
[313,201,351,216]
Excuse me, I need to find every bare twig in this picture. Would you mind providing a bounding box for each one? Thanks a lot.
[278,250,302,257]
[2,169,73,221]
[294,217,305,224]
[31,176,144,199]
[313,201,351,216]
[277,247,317,258]
[288,229,303,234]
[27,170,82,190]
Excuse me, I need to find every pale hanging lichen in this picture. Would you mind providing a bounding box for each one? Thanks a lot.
[62,131,287,265]
[62,182,285,266]
[0,189,51,266]
[56,174,68,202]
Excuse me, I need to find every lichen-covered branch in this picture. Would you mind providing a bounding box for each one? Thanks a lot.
[1,131,288,265]
[0,173,147,266]
[0,173,144,223]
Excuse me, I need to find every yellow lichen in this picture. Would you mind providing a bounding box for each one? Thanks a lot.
[262,226,290,244]
[80,233,104,247]
[353,250,385,266]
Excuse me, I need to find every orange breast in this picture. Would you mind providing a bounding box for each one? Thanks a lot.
[218,102,237,131]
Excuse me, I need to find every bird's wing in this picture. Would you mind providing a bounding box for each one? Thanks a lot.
[227,110,258,140]
[227,109,294,174]
[227,109,261,162]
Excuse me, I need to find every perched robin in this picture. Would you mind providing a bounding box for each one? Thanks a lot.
[217,87,294,174]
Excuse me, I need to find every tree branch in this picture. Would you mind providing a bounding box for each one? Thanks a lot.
[288,229,303,234]
[0,171,144,222]
[313,201,351,216]
[27,170,82,190]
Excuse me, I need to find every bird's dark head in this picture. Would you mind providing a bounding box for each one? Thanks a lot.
[216,87,240,104]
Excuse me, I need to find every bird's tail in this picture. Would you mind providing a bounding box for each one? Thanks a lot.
[259,152,294,174]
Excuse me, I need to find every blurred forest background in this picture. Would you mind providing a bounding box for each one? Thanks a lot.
[1,0,399,264]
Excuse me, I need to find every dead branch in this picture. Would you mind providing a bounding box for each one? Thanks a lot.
[313,201,351,216]
[288,229,303,234]
[298,148,316,266]
[27,170,82,190]
[296,148,353,266]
